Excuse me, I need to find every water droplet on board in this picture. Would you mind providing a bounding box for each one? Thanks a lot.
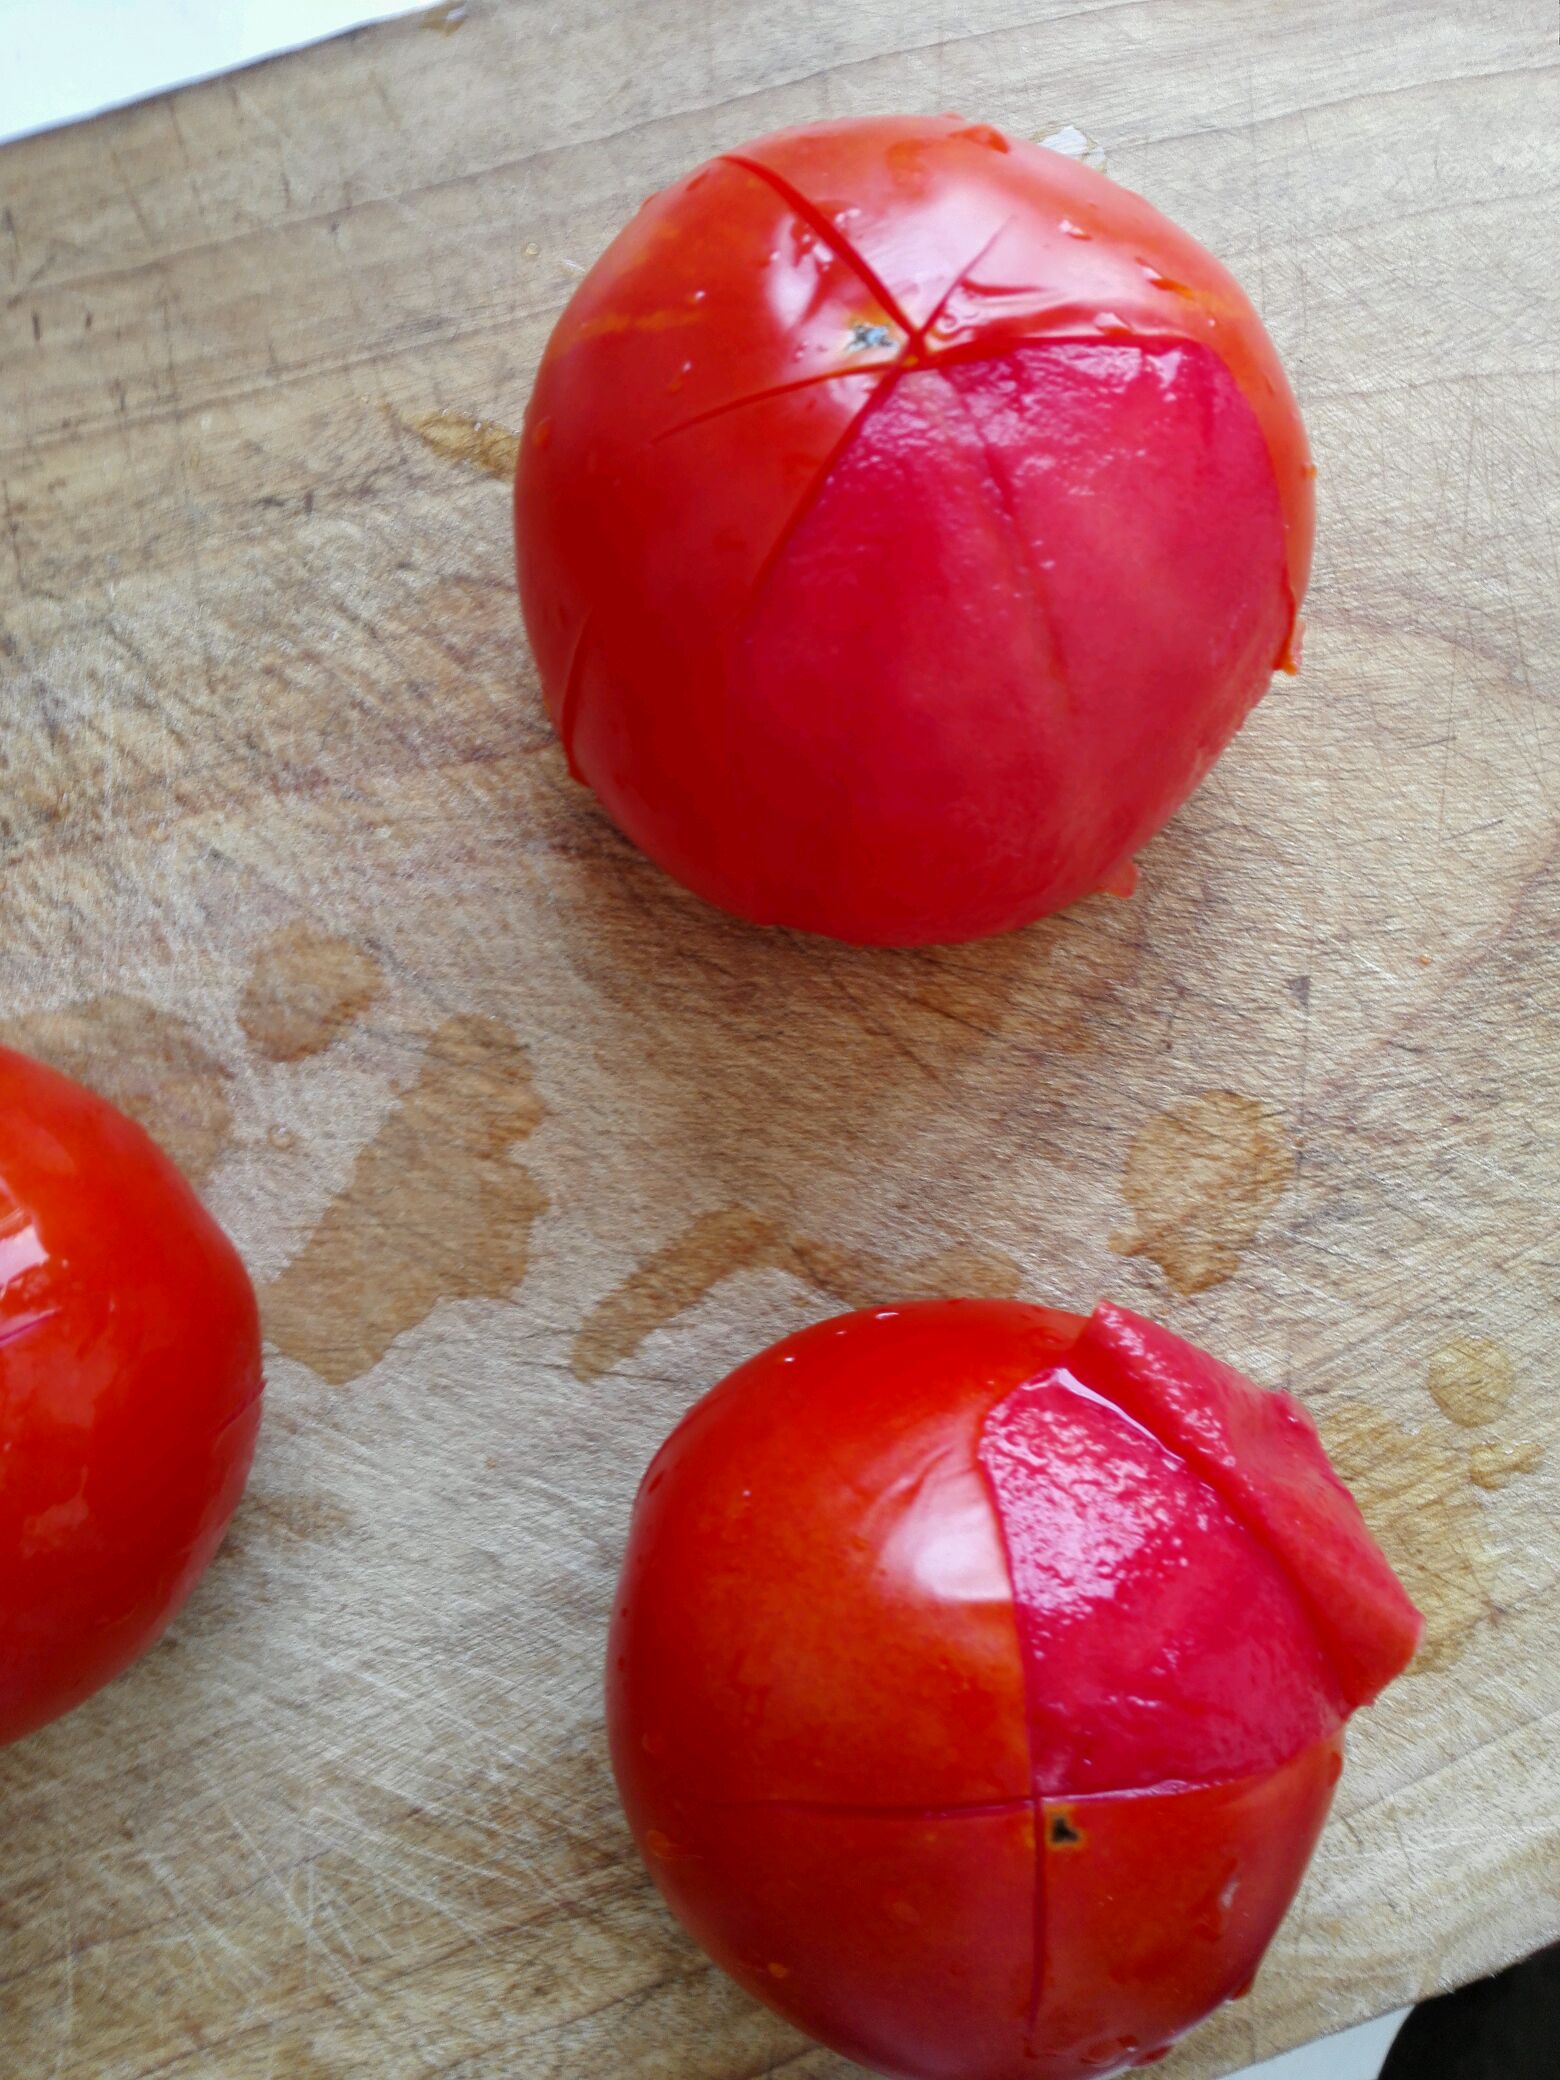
[1094,311,1133,337]
[1058,218,1091,240]
[1038,122,1109,173]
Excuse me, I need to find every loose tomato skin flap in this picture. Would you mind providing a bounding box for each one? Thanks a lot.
[979,1371,1346,1796]
[1064,1305,1425,1704]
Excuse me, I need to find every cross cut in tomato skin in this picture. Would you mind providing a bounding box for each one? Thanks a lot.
[607,1301,1418,2079]
[0,1047,263,1746]
[518,115,1314,944]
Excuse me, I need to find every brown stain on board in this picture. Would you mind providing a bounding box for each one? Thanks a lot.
[263,1014,545,1385]
[1427,1338,1516,1428]
[0,993,232,1185]
[401,408,520,481]
[572,1208,1020,1381]
[1111,1090,1295,1295]
[1322,1404,1495,1674]
[1468,1440,1544,1492]
[240,927,384,1063]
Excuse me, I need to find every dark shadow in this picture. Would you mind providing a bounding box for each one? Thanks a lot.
[1380,1945,1560,2080]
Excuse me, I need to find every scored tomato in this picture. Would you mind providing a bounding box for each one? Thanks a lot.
[0,1046,263,1745]
[608,1301,1420,2079]
[518,114,1314,945]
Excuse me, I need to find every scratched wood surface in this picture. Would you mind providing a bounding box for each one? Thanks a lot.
[1,1,1558,2073]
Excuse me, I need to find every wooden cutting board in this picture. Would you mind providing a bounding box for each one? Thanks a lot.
[2,2,1557,2073]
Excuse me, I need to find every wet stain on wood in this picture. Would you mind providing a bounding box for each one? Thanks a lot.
[572,1207,1020,1381]
[0,993,232,1185]
[1322,1403,1495,1674]
[240,927,384,1064]
[1468,1440,1544,1492]
[1111,1091,1295,1295]
[263,1014,545,1385]
[1426,1338,1515,1429]
[400,407,520,480]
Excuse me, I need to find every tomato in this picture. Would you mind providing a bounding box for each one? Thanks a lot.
[607,1301,1419,2078]
[0,1046,262,1744]
[517,114,1313,945]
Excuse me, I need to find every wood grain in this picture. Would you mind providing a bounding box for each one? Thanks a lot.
[2,2,1558,2074]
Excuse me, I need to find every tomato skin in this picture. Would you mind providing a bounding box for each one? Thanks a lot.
[1027,1738,1342,2076]
[0,1046,263,1745]
[646,1739,1341,2080]
[646,1798,1041,2078]
[607,1302,1416,2078]
[518,115,1314,944]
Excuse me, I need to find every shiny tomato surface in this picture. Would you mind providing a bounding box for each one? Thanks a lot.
[518,115,1313,944]
[608,1301,1419,2078]
[0,1047,263,1744]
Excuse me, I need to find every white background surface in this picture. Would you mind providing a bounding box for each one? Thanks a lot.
[0,7,1413,2077]
[0,0,428,144]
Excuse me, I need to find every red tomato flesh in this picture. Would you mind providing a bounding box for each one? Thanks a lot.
[518,115,1313,944]
[608,1300,1419,2078]
[0,1047,263,1744]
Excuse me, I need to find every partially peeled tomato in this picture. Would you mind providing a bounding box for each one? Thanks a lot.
[607,1300,1419,2078]
[517,114,1313,943]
